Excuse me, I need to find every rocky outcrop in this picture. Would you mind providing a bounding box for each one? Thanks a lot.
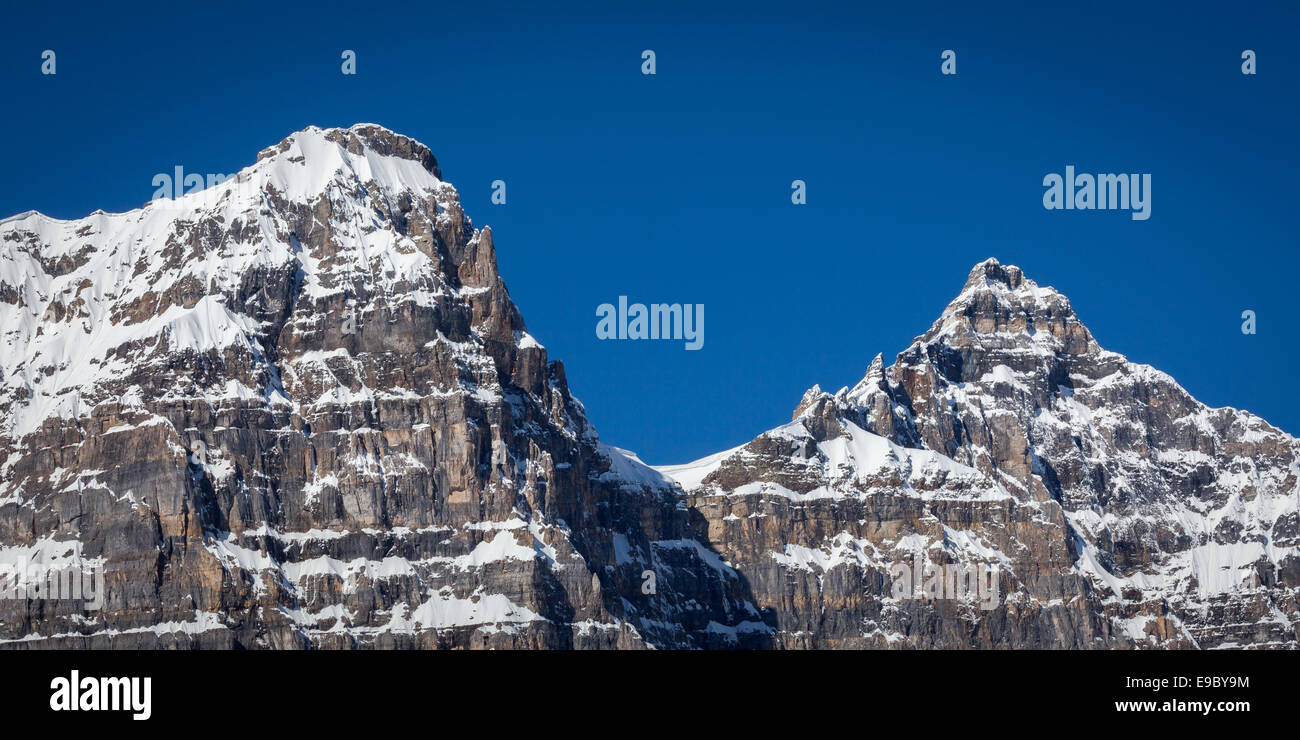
[659,259,1299,649]
[0,124,768,649]
[2,125,1294,649]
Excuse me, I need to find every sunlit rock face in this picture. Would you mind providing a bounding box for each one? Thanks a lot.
[1,125,1294,650]
[0,124,767,649]
[661,258,1299,649]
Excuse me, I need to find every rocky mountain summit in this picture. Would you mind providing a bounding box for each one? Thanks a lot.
[659,259,1299,648]
[0,124,765,649]
[1,126,1295,649]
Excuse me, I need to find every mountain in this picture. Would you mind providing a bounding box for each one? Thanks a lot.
[1,125,1295,649]
[0,124,767,649]
[657,259,1300,648]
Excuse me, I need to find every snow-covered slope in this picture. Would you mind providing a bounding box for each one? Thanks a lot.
[2,126,1292,649]
[1,125,465,439]
[658,259,1299,648]
[0,124,767,649]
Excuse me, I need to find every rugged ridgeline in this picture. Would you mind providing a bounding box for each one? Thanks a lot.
[1,127,1295,650]
[0,125,768,649]
[658,259,1300,648]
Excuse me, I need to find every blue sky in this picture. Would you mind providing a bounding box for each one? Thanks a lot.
[2,1,1296,464]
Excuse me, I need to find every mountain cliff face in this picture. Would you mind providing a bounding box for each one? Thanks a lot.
[0,124,767,649]
[1,125,1295,649]
[658,259,1300,648]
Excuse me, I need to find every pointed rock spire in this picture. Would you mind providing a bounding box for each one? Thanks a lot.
[961,257,1025,292]
[793,384,828,420]
[918,258,1098,360]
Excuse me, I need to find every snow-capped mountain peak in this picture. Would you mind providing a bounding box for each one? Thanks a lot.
[0,125,768,649]
[0,124,488,440]
[659,258,1298,648]
[1,128,1294,650]
[916,256,1100,366]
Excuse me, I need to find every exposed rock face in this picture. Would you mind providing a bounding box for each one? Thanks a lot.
[0,124,767,649]
[661,259,1300,649]
[1,126,1294,650]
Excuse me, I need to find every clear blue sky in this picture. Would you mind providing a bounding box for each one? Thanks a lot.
[2,1,1296,464]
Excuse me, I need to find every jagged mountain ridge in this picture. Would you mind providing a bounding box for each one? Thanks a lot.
[0,124,767,649]
[657,259,1300,648]
[0,124,1294,649]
